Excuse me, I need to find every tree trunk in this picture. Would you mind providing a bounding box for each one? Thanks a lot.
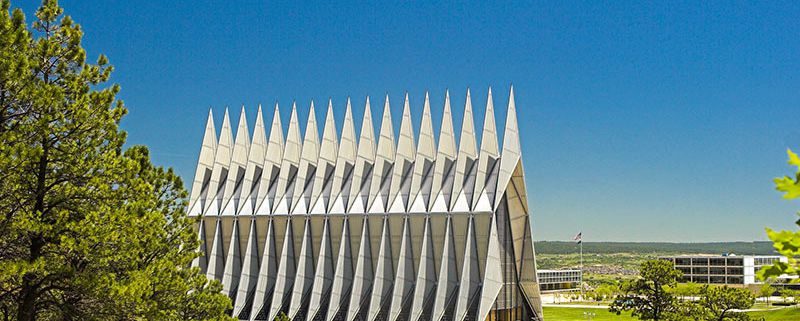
[17,139,50,321]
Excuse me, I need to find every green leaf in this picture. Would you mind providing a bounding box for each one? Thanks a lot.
[789,149,800,167]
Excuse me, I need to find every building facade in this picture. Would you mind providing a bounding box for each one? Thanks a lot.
[659,255,789,285]
[187,88,543,321]
[537,270,581,292]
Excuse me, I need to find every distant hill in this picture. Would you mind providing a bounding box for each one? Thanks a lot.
[534,241,777,255]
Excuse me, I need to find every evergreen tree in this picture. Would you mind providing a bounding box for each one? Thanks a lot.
[610,260,682,321]
[695,286,754,321]
[0,1,233,320]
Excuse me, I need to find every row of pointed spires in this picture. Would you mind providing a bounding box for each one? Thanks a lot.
[187,87,523,218]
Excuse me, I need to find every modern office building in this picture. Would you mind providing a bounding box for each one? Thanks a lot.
[187,88,543,321]
[659,255,790,285]
[537,270,581,292]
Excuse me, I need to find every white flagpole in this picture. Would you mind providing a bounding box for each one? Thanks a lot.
[579,238,584,300]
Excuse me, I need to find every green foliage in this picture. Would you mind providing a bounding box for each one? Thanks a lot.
[275,312,290,321]
[0,1,232,320]
[759,149,800,281]
[695,285,754,321]
[669,282,702,300]
[609,260,682,321]
[757,283,775,304]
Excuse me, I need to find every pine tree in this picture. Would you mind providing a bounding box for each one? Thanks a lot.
[0,1,233,320]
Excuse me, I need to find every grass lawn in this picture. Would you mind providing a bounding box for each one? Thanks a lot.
[747,306,800,321]
[543,307,634,321]
[543,306,800,321]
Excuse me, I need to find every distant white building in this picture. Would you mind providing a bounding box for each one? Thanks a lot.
[537,269,581,292]
[187,88,543,321]
[659,255,794,285]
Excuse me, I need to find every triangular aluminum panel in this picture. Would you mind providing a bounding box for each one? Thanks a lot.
[387,94,416,212]
[346,216,373,321]
[477,213,503,321]
[326,217,354,321]
[495,86,522,208]
[450,89,479,211]
[267,219,297,321]
[407,93,436,212]
[388,194,405,213]
[329,99,357,214]
[367,217,394,321]
[204,109,233,216]
[452,189,470,213]
[239,105,268,216]
[273,104,303,214]
[221,106,251,216]
[234,218,260,319]
[409,216,437,321]
[307,218,334,321]
[472,88,501,211]
[366,95,395,212]
[291,102,320,214]
[222,219,243,299]
[206,219,225,282]
[189,109,216,216]
[454,216,481,320]
[249,218,278,320]
[347,97,375,213]
[430,91,458,211]
[289,218,316,319]
[309,100,339,214]
[388,216,415,321]
[431,216,459,321]
[191,220,208,273]
[254,103,285,216]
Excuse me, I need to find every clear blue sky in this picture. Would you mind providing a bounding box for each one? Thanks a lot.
[15,1,799,241]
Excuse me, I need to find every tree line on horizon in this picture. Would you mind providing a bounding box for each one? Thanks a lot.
[535,241,776,255]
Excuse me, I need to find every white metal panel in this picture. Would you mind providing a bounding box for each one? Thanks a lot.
[388,216,415,321]
[289,218,316,319]
[267,219,297,321]
[407,93,436,212]
[254,103,285,216]
[366,96,396,213]
[238,105,267,216]
[291,102,320,214]
[477,213,503,321]
[222,219,243,299]
[206,219,226,282]
[204,109,233,216]
[347,97,376,213]
[454,216,480,320]
[272,104,303,214]
[220,106,251,216]
[471,88,500,211]
[430,91,457,212]
[326,217,354,321]
[234,218,260,319]
[431,216,459,321]
[188,109,216,216]
[347,216,373,321]
[307,219,334,320]
[409,216,437,321]
[367,216,394,321]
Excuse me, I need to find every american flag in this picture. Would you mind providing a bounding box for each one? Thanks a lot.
[573,232,582,244]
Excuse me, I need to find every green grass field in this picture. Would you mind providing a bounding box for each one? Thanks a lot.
[543,307,633,321]
[542,306,800,321]
[747,307,800,321]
